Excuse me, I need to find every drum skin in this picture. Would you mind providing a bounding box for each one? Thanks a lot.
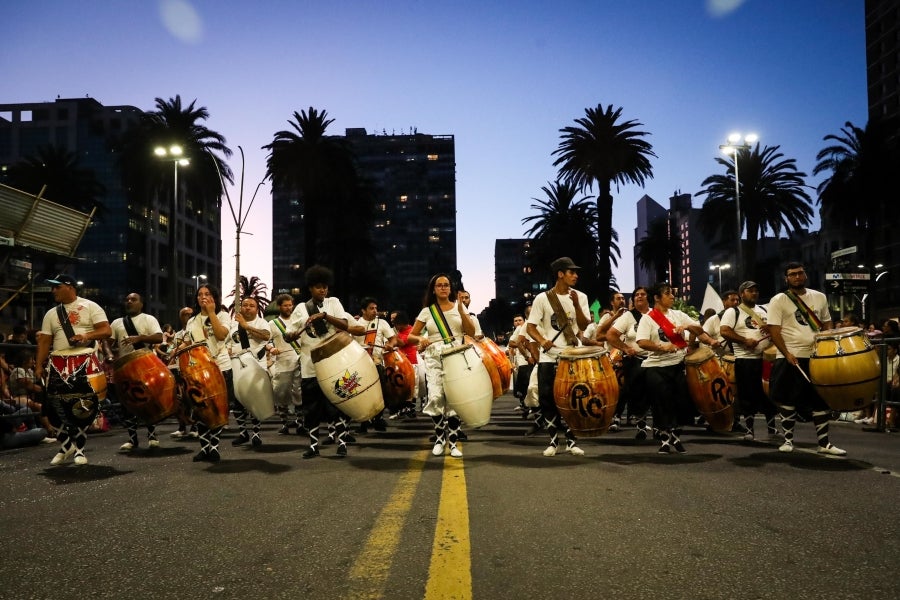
[810,326,880,411]
[441,344,494,427]
[553,348,619,437]
[231,349,276,421]
[173,342,229,429]
[113,348,177,424]
[311,332,384,422]
[381,349,415,409]
[47,348,107,427]
[684,346,734,432]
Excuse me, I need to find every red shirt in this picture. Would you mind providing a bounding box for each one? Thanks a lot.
[395,324,418,364]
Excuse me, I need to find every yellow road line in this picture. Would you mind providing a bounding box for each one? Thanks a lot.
[345,449,430,600]
[424,445,472,600]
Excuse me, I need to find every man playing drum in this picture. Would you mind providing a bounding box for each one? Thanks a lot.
[35,274,112,466]
[107,292,165,452]
[720,281,780,441]
[268,294,304,435]
[606,287,653,440]
[525,257,591,457]
[767,262,846,455]
[352,297,398,430]
[228,296,272,448]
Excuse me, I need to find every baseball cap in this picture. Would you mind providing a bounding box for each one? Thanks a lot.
[738,280,758,293]
[46,274,78,288]
[551,256,581,272]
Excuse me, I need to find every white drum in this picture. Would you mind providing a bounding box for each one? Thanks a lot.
[441,344,494,427]
[230,349,276,421]
[311,332,384,422]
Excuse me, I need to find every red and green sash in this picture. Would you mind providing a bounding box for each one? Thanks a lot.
[648,308,688,349]
[785,290,823,333]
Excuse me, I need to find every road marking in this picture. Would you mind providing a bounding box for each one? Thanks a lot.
[424,445,472,600]
[345,449,429,600]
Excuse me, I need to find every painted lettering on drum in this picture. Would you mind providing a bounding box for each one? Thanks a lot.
[711,377,733,408]
[569,384,606,418]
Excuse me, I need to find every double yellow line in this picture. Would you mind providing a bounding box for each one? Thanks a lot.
[345,445,472,600]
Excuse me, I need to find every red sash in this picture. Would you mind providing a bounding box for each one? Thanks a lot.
[648,308,687,349]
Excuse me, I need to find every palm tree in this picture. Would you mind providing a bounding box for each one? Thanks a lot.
[6,144,106,214]
[552,103,656,298]
[635,214,682,283]
[263,107,359,271]
[697,144,813,280]
[522,180,610,299]
[226,275,271,316]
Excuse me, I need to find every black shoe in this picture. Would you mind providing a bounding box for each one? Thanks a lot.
[251,436,262,447]
[635,428,648,441]
[373,419,388,432]
[657,442,671,454]
[302,448,319,459]
[672,440,686,454]
[232,433,250,446]
[277,425,291,435]
[336,445,347,458]
[321,435,335,446]
[193,450,209,462]
[296,425,308,436]
[457,430,468,441]
[345,433,357,444]
[207,449,221,462]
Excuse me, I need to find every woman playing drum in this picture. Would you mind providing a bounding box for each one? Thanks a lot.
[410,273,477,458]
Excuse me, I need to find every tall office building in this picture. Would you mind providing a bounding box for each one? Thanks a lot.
[271,128,456,314]
[0,97,222,325]
[494,238,545,311]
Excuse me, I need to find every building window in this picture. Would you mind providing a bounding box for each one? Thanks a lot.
[427,154,439,160]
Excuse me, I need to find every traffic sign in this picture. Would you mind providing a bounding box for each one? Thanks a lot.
[10,259,32,269]
[825,272,871,281]
[830,246,857,259]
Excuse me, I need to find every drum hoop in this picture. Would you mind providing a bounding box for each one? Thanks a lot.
[558,347,608,359]
[684,346,715,365]
[113,347,155,371]
[172,341,209,360]
[814,326,863,340]
[50,346,98,357]
[440,343,473,357]
[810,348,875,359]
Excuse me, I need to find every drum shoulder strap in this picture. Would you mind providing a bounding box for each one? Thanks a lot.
[545,291,578,346]
[57,304,81,348]
[123,315,146,350]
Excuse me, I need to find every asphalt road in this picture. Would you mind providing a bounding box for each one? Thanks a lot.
[2,394,899,600]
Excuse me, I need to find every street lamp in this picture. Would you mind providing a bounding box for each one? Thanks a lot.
[710,263,730,290]
[857,263,886,322]
[154,144,190,321]
[719,133,758,277]
[192,274,207,290]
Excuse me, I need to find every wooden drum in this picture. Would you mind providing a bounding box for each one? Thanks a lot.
[810,326,880,411]
[553,347,619,437]
[173,342,229,429]
[381,348,415,410]
[684,346,734,432]
[113,348,177,425]
[311,331,384,422]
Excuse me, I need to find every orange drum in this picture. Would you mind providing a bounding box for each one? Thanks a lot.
[477,337,513,394]
[720,354,737,401]
[608,347,626,389]
[684,346,734,432]
[761,346,777,397]
[47,347,108,427]
[311,332,384,422]
[173,342,229,429]
[381,348,416,410]
[464,336,503,398]
[553,347,619,437]
[113,348,178,425]
[810,326,881,411]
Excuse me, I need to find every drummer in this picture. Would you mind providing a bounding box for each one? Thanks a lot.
[106,292,164,453]
[268,294,304,436]
[285,264,357,459]
[410,273,477,458]
[352,297,397,431]
[606,287,653,440]
[35,274,112,466]
[227,296,272,448]
[636,282,719,454]
[183,284,233,463]
[167,307,198,439]
[767,262,846,455]
[525,257,591,458]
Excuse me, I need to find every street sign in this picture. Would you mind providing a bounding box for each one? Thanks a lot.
[825,272,871,281]
[33,286,51,293]
[830,246,857,259]
[10,259,32,269]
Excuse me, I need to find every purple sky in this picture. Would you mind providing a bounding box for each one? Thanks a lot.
[2,0,867,312]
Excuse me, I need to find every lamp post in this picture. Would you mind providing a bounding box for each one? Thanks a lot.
[719,133,758,277]
[192,273,207,291]
[856,263,886,322]
[154,145,189,321]
[710,263,730,291]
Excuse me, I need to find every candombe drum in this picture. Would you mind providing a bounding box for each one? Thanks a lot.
[172,342,229,429]
[607,347,626,389]
[311,331,384,422]
[440,344,494,427]
[473,336,512,395]
[464,335,503,398]
[46,346,108,427]
[809,326,881,411]
[231,348,276,420]
[113,348,177,424]
[381,348,415,410]
[720,354,738,401]
[684,345,734,432]
[553,347,619,437]
[761,346,777,398]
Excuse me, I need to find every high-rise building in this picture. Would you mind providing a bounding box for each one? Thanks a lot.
[494,238,545,311]
[0,97,222,326]
[271,128,456,315]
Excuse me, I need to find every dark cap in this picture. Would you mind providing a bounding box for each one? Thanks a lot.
[550,256,581,272]
[738,280,758,293]
[46,274,78,288]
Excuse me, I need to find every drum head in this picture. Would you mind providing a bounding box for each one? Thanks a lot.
[172,341,208,360]
[113,348,154,372]
[685,345,715,365]
[559,346,607,359]
[815,326,861,340]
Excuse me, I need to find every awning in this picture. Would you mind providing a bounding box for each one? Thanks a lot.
[0,183,95,257]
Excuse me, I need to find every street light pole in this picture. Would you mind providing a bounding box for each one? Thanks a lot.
[710,263,730,291]
[719,133,758,278]
[192,273,207,290]
[154,145,189,321]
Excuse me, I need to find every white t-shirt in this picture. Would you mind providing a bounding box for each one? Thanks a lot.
[186,310,234,371]
[40,296,109,352]
[526,288,591,364]
[510,324,530,367]
[610,310,651,358]
[415,304,466,349]
[767,289,831,358]
[636,309,699,368]
[354,316,395,363]
[228,314,271,365]
[720,304,770,360]
[269,316,302,374]
[289,297,353,378]
[110,312,162,357]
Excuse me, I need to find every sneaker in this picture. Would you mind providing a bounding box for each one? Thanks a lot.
[232,433,250,446]
[672,440,686,454]
[41,437,57,444]
[148,439,160,448]
[542,445,558,457]
[302,448,320,459]
[192,450,208,462]
[513,406,524,413]
[277,425,291,435]
[119,442,134,452]
[450,446,463,458]
[388,412,400,420]
[74,452,88,465]
[50,446,75,465]
[778,440,794,453]
[336,445,347,458]
[373,419,388,432]
[187,430,199,438]
[567,445,585,456]
[657,442,671,454]
[743,432,755,441]
[170,430,185,438]
[432,441,446,456]
[635,428,648,441]
[608,423,620,433]
[818,443,847,456]
[207,449,221,463]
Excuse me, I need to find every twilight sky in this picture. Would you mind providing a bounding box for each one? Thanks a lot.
[2,0,867,312]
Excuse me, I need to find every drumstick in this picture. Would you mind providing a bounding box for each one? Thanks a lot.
[794,362,811,383]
